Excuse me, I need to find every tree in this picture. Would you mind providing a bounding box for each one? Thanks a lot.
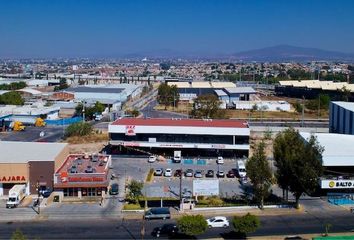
[0,91,24,105]
[64,122,93,138]
[127,180,143,203]
[75,101,105,120]
[191,94,225,119]
[157,83,179,109]
[177,215,208,236]
[273,128,323,208]
[246,141,272,209]
[54,78,69,91]
[232,213,260,236]
[11,229,27,240]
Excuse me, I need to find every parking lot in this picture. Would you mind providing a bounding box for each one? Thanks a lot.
[110,156,256,199]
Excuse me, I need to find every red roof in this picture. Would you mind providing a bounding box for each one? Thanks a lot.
[111,118,248,128]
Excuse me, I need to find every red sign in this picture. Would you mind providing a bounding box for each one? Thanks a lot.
[67,176,105,182]
[125,125,136,136]
[60,172,68,183]
[0,176,26,182]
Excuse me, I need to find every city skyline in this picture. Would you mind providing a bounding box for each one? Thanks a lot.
[1,0,354,58]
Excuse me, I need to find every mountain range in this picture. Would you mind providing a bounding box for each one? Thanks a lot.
[122,45,354,62]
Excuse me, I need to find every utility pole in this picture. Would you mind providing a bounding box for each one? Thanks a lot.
[82,101,86,122]
[179,163,183,212]
[36,181,40,215]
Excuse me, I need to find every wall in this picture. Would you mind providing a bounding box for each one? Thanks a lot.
[0,163,28,184]
[28,161,55,194]
[330,102,354,135]
[54,145,69,172]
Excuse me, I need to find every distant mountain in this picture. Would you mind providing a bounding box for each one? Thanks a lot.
[232,45,354,62]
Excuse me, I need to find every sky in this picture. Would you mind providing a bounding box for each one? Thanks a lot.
[1,0,354,58]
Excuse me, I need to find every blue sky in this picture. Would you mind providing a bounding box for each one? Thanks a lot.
[1,0,354,58]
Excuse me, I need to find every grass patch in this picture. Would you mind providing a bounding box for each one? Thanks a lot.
[146,168,154,183]
[123,203,143,210]
[65,133,109,144]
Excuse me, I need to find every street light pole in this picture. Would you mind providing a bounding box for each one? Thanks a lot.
[82,101,86,123]
[36,180,40,215]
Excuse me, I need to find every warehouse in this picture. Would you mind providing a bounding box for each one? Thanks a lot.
[108,118,250,157]
[0,141,68,196]
[330,101,354,135]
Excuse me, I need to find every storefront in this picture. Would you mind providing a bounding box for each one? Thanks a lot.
[0,141,68,196]
[53,153,111,200]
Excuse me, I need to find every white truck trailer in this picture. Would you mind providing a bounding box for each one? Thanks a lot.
[173,151,181,163]
[6,184,27,208]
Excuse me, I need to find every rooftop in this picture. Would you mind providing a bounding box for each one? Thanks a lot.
[224,87,257,94]
[332,101,354,112]
[300,132,354,167]
[111,118,248,128]
[66,86,124,94]
[0,141,68,164]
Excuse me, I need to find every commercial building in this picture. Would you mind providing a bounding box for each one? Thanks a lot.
[300,132,354,203]
[330,101,354,135]
[108,118,250,157]
[53,153,111,199]
[0,141,68,196]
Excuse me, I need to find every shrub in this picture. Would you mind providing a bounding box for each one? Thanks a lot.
[123,203,142,210]
[177,215,208,236]
[232,213,260,235]
[64,122,93,138]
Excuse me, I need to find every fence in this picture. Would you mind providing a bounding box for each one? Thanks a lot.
[45,117,83,126]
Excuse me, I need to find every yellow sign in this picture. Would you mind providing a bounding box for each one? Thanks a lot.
[329,181,335,188]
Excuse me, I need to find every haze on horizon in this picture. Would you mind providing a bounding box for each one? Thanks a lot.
[1,0,354,58]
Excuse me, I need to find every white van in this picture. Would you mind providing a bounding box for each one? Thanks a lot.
[217,156,224,164]
[236,160,247,178]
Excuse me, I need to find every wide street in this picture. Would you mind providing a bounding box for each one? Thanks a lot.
[1,205,354,239]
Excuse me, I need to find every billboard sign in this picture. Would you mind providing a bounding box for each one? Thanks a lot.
[193,179,219,196]
[321,179,354,189]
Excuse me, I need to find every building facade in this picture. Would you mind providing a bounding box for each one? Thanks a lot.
[108,118,250,158]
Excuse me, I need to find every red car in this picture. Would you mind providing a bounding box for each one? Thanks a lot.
[226,170,235,178]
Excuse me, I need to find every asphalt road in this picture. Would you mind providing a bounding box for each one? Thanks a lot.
[1,209,354,239]
[0,125,66,142]
[140,100,188,119]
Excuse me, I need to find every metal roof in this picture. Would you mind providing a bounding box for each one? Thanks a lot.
[0,141,68,164]
[300,132,354,167]
[66,87,124,94]
[214,89,228,96]
[111,118,248,128]
[332,101,354,112]
[224,87,257,94]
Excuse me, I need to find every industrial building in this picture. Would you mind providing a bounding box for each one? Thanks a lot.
[276,80,354,100]
[108,118,250,158]
[330,101,354,135]
[0,141,68,196]
[53,153,111,199]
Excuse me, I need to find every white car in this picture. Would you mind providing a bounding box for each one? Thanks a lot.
[164,168,172,177]
[206,216,230,228]
[217,156,224,164]
[148,155,157,163]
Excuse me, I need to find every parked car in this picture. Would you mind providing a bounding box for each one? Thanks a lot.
[217,170,225,178]
[154,168,163,176]
[144,207,171,220]
[205,170,214,178]
[216,156,224,164]
[239,176,248,185]
[206,216,230,228]
[226,170,235,178]
[174,169,182,177]
[109,183,119,195]
[194,170,203,178]
[164,168,172,177]
[184,169,193,177]
[41,188,52,198]
[148,155,157,163]
[151,224,178,238]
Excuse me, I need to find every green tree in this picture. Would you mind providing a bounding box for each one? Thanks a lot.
[64,122,93,138]
[11,229,27,240]
[54,78,69,91]
[273,128,323,208]
[246,142,272,209]
[177,215,208,236]
[127,180,143,203]
[0,91,24,105]
[75,102,105,120]
[232,213,260,236]
[191,94,225,119]
[157,83,179,109]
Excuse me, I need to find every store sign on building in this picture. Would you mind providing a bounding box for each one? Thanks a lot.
[125,125,136,136]
[0,176,26,182]
[321,180,354,189]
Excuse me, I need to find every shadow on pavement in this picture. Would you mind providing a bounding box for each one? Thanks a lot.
[220,231,246,239]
